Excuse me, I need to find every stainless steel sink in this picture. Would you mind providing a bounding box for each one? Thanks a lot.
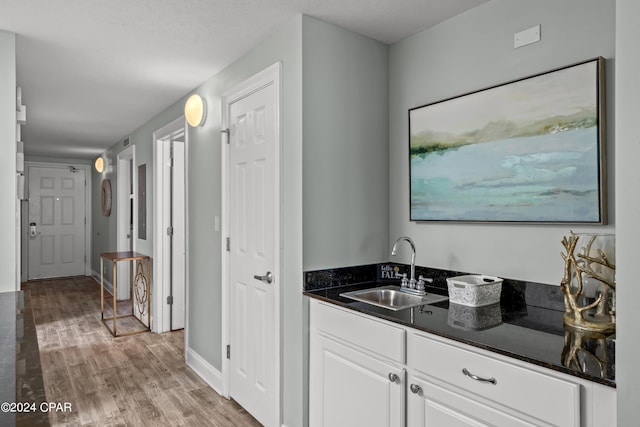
[340,285,448,311]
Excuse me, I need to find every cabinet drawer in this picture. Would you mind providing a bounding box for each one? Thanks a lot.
[409,332,580,427]
[311,301,405,363]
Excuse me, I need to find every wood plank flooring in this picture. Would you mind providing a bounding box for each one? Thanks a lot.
[21,276,261,427]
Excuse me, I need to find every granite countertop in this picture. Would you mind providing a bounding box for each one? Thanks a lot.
[304,263,616,388]
[0,291,50,427]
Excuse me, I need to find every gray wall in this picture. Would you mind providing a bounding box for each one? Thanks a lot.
[388,0,615,285]
[91,140,122,283]
[302,17,390,270]
[300,17,389,424]
[0,31,16,292]
[615,0,640,424]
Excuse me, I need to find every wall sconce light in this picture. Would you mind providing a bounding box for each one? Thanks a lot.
[185,94,206,127]
[95,156,112,173]
[95,157,104,173]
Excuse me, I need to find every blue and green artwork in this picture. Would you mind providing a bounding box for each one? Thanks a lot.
[409,58,604,223]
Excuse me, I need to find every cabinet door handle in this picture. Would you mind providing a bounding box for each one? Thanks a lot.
[409,384,422,394]
[462,368,497,385]
[388,373,400,383]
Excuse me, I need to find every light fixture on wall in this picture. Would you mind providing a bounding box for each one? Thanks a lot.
[95,156,112,173]
[95,157,104,173]
[185,94,206,127]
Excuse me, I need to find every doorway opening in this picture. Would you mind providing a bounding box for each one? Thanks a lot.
[154,118,187,333]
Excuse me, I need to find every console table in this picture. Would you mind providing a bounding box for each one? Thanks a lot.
[100,251,151,337]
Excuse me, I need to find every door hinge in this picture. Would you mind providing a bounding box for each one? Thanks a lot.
[167,295,173,305]
[167,227,174,236]
[227,344,230,359]
[226,237,230,252]
[221,128,230,144]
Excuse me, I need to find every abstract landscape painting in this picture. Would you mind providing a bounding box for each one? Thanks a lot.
[409,57,605,223]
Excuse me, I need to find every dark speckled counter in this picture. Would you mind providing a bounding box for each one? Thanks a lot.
[304,264,615,388]
[0,291,49,427]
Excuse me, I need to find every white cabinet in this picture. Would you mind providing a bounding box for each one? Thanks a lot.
[407,373,536,427]
[312,334,405,427]
[309,301,405,427]
[308,299,616,427]
[407,332,580,426]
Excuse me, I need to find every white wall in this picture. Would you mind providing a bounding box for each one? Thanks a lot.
[388,0,615,285]
[615,0,640,424]
[0,31,17,292]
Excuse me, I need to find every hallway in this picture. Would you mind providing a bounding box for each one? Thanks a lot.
[21,277,261,426]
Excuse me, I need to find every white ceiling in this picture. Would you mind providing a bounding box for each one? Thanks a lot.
[1,0,488,159]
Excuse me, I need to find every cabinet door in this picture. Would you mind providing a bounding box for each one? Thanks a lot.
[310,334,405,427]
[407,375,537,427]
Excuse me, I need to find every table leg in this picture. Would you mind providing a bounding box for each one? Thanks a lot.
[147,258,151,329]
[100,256,104,320]
[113,261,117,336]
[131,260,135,316]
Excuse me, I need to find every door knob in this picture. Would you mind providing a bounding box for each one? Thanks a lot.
[29,222,40,239]
[254,271,273,284]
[410,384,422,394]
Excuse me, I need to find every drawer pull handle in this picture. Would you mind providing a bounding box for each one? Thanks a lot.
[410,384,422,394]
[462,368,497,385]
[388,373,400,383]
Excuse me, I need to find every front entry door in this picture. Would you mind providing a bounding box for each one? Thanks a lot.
[227,66,279,426]
[28,166,86,279]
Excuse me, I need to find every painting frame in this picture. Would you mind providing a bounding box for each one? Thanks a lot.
[408,57,606,224]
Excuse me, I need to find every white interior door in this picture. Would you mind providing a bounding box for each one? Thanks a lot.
[166,137,186,330]
[227,66,279,427]
[154,119,187,334]
[117,147,135,300]
[28,166,86,280]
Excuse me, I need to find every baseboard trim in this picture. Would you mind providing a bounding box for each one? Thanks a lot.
[91,269,113,295]
[185,346,223,395]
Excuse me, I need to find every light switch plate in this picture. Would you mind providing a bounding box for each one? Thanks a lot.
[514,25,541,48]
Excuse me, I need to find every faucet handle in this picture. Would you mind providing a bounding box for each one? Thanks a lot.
[417,275,433,291]
[395,272,408,287]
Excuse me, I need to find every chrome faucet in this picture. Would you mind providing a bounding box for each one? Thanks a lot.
[391,236,431,295]
[392,236,416,288]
